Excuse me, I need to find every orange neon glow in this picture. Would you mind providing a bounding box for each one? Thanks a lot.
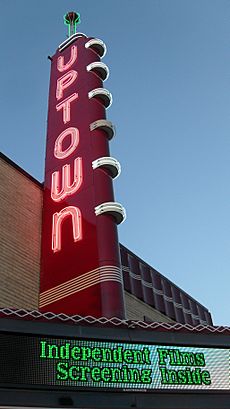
[57,45,78,72]
[52,206,82,253]
[54,127,79,159]
[51,157,83,202]
[56,70,78,101]
[56,93,78,124]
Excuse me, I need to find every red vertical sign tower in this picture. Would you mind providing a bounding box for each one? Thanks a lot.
[40,20,126,319]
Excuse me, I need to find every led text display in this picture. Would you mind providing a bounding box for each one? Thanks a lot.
[0,334,229,391]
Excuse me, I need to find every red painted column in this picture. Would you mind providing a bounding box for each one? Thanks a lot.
[39,35,126,318]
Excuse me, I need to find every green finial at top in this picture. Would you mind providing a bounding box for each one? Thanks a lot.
[64,11,81,37]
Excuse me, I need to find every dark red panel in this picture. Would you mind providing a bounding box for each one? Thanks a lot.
[151,272,165,315]
[127,253,143,300]
[161,280,175,320]
[139,263,154,306]
[171,286,185,323]
[180,293,193,325]
[40,36,125,319]
[120,246,131,292]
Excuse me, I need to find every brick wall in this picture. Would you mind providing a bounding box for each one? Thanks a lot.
[0,155,42,309]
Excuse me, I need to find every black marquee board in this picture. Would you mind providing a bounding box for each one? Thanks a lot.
[0,317,229,409]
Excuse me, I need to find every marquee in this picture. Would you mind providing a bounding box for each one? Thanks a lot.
[0,333,229,391]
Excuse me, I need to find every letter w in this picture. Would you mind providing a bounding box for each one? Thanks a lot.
[51,158,83,202]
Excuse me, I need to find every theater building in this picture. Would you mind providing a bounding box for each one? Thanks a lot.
[0,12,229,409]
[0,152,213,326]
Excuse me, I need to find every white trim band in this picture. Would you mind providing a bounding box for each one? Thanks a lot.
[59,33,87,52]
[85,38,107,58]
[90,120,115,140]
[39,265,122,308]
[92,157,121,179]
[87,62,109,81]
[95,202,126,224]
[88,88,112,108]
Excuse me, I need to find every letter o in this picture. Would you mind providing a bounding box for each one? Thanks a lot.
[54,127,79,159]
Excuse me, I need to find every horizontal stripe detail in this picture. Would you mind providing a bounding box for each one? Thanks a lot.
[122,265,208,325]
[39,266,122,308]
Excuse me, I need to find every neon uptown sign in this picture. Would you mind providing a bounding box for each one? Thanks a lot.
[52,47,82,251]
[0,333,229,391]
[40,32,126,318]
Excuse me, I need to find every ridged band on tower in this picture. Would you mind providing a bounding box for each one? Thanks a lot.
[90,120,115,140]
[95,202,126,225]
[92,157,121,179]
[85,38,107,57]
[87,62,109,81]
[88,88,112,108]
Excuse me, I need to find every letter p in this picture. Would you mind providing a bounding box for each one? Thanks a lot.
[56,70,77,100]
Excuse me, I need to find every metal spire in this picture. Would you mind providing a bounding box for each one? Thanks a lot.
[64,11,81,37]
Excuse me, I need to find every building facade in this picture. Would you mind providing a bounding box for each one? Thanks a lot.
[0,152,212,325]
[0,21,229,407]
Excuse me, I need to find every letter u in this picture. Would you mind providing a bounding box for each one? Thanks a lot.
[57,45,78,72]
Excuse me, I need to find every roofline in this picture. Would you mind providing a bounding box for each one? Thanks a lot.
[0,152,43,188]
[120,243,211,314]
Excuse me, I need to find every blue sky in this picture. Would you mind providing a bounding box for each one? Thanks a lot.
[0,0,229,326]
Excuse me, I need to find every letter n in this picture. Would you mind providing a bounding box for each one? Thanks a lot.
[52,206,82,252]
